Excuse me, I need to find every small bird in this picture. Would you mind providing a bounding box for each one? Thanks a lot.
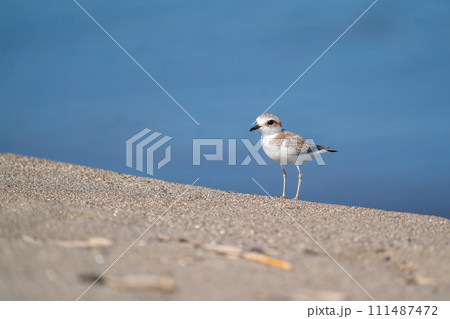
[250,114,336,199]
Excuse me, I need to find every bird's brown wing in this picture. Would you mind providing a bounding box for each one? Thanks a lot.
[270,130,319,154]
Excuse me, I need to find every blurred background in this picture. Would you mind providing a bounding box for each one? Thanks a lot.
[1,0,449,218]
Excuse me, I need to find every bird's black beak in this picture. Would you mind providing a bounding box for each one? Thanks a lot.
[249,124,260,132]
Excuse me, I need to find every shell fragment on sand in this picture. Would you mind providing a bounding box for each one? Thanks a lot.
[22,235,113,248]
[105,274,174,291]
[53,236,113,248]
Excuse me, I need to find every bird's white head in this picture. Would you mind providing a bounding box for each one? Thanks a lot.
[250,114,283,135]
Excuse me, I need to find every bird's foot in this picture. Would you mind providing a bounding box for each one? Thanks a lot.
[294,196,299,200]
[281,194,286,198]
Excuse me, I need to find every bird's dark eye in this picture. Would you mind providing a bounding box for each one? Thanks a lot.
[267,120,274,125]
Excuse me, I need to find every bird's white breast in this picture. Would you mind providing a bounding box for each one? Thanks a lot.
[261,135,283,162]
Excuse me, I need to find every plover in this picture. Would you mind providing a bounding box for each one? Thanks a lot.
[250,114,336,199]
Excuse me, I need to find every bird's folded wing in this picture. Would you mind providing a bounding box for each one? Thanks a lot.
[280,131,316,155]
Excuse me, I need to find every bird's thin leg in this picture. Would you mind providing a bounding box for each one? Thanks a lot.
[281,164,287,198]
[295,165,302,200]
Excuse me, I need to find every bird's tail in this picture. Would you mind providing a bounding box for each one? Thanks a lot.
[317,145,337,153]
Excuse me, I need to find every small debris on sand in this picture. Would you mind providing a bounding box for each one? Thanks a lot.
[105,274,174,292]
[22,235,113,249]
[157,235,293,271]
[79,273,174,292]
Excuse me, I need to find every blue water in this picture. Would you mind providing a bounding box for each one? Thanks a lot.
[1,1,449,218]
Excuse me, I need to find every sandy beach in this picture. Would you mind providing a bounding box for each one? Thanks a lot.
[0,153,448,300]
